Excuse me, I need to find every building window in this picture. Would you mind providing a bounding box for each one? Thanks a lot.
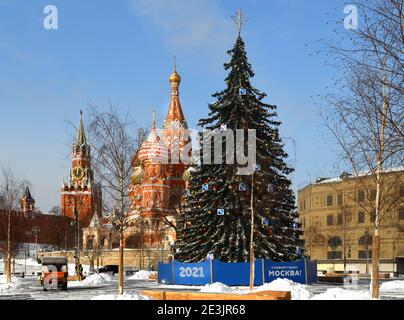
[358,211,365,224]
[327,251,342,260]
[337,194,343,206]
[358,235,372,246]
[358,190,365,203]
[328,236,342,247]
[337,214,343,225]
[327,195,333,206]
[327,215,334,226]
[370,190,377,201]
[400,186,404,197]
[399,207,404,220]
[358,251,372,259]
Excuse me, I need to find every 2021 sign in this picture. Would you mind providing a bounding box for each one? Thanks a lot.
[179,267,205,278]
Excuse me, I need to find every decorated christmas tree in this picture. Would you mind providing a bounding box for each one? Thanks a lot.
[176,19,304,263]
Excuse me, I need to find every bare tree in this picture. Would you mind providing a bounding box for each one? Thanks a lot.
[82,239,104,273]
[86,105,141,295]
[304,225,325,259]
[336,204,353,272]
[0,167,22,285]
[320,0,404,298]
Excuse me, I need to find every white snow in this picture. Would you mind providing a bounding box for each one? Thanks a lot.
[380,280,404,291]
[197,279,374,300]
[199,279,312,300]
[311,288,370,300]
[0,258,41,276]
[200,282,233,293]
[91,293,150,300]
[255,278,312,300]
[128,270,156,280]
[68,273,113,287]
[98,273,114,282]
[0,275,23,294]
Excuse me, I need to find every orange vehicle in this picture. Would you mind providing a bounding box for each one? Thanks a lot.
[40,256,68,291]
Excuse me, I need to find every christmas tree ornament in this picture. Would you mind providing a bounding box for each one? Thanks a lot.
[217,209,225,216]
[202,184,209,192]
[262,217,269,226]
[239,88,247,95]
[239,183,247,191]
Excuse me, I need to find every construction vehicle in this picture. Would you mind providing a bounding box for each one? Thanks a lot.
[39,256,68,291]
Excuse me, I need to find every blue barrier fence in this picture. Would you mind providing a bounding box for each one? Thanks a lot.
[158,259,317,286]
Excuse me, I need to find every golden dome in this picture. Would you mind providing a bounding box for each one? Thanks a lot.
[169,66,181,83]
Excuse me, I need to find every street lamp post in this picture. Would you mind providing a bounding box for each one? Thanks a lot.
[73,207,81,280]
[249,172,255,290]
[32,226,40,261]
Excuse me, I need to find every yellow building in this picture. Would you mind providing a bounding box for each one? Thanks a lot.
[298,168,404,275]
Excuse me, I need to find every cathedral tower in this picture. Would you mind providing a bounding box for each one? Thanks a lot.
[128,65,190,249]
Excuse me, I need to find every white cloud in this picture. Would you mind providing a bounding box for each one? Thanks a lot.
[129,0,234,58]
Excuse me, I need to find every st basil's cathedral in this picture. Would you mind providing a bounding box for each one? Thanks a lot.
[58,65,191,251]
[126,65,190,249]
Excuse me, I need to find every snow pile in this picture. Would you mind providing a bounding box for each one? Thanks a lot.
[69,273,112,287]
[128,270,157,280]
[98,273,114,282]
[380,280,404,291]
[311,288,370,300]
[198,279,312,299]
[255,278,312,300]
[0,275,23,294]
[200,282,233,293]
[91,293,150,300]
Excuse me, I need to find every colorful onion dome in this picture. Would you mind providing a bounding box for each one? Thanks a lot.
[137,126,169,164]
[169,67,181,83]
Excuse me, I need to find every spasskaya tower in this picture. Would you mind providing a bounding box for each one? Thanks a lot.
[61,111,102,228]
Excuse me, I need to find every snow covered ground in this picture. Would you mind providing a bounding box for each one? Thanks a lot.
[0,258,41,276]
[197,279,370,300]
[128,270,156,280]
[1,270,404,300]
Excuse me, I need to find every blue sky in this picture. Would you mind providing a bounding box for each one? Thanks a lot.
[0,0,347,212]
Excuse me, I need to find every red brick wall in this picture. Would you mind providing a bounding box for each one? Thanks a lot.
[0,210,75,249]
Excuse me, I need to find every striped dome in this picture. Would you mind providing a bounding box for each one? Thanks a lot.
[137,129,169,164]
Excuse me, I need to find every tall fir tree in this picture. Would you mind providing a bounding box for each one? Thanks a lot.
[176,34,304,263]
